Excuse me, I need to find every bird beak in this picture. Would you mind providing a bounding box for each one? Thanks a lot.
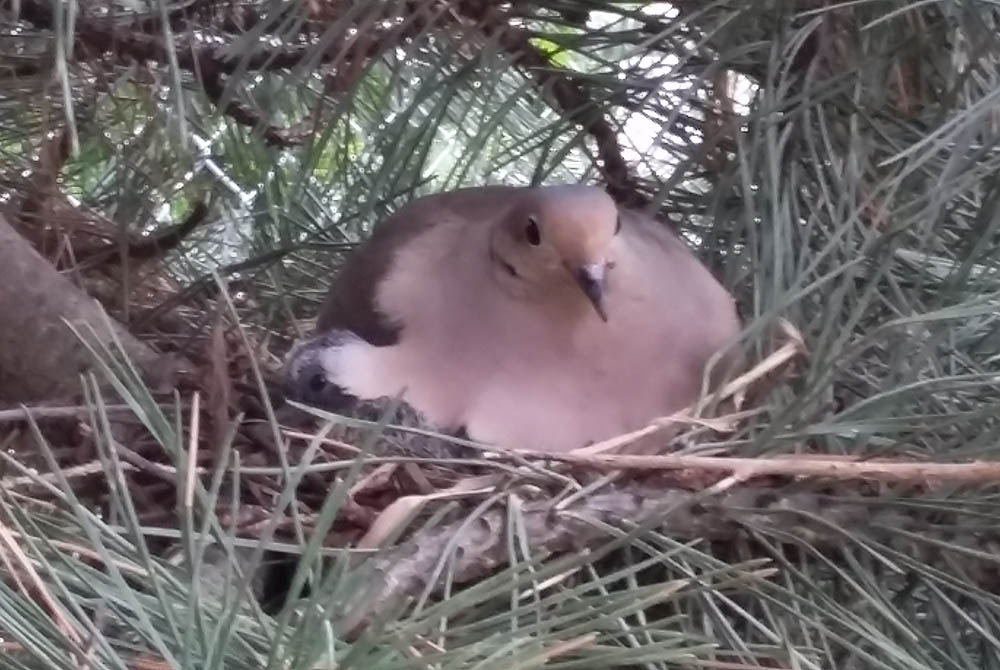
[575,263,609,322]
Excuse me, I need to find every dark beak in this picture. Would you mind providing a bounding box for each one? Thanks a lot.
[575,263,608,322]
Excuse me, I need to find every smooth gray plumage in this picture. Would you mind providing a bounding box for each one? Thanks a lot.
[284,184,741,453]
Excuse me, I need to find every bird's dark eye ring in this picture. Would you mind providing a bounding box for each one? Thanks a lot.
[308,373,327,392]
[525,216,541,246]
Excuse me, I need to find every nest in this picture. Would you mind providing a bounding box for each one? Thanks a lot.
[4,316,1000,642]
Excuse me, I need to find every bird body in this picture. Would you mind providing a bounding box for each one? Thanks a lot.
[286,185,741,453]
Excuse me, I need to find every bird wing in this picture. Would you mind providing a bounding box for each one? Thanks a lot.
[314,185,522,345]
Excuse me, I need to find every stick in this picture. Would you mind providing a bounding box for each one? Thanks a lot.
[525,451,1000,484]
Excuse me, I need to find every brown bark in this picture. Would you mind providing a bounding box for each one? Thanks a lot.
[0,213,189,405]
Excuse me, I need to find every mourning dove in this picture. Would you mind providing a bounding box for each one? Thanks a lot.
[284,184,742,453]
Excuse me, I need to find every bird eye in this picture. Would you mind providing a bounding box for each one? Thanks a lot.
[308,373,327,392]
[525,216,541,246]
[614,215,622,235]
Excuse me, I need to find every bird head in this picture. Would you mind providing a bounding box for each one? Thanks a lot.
[489,185,621,322]
[282,330,360,412]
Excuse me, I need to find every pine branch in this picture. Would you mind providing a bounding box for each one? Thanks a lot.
[457,1,648,208]
[6,0,468,147]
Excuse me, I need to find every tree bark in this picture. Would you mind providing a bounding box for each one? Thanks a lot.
[0,213,187,405]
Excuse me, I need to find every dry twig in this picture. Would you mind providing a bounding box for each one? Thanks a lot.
[531,451,1000,484]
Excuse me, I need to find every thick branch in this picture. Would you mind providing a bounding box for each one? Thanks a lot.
[9,0,306,146]
[9,0,449,148]
[0,213,190,404]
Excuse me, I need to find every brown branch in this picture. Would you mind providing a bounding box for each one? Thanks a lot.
[75,199,212,269]
[9,0,310,147]
[94,0,230,34]
[195,61,308,147]
[10,0,456,148]
[457,2,647,209]
[6,93,118,262]
[0,212,192,404]
[14,125,73,254]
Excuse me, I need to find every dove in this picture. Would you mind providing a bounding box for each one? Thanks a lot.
[284,184,741,453]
